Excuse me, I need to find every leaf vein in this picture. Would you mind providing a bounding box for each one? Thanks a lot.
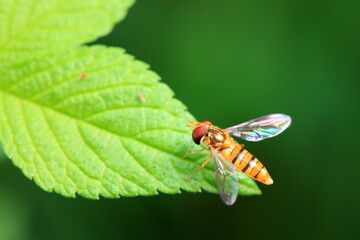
[41,108,107,193]
[85,106,179,120]
[76,121,150,195]
[19,100,57,190]
[120,138,174,191]
[30,59,129,101]
[8,51,93,91]
[0,82,211,195]
[54,83,153,108]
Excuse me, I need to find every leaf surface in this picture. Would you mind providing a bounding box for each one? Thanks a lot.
[0,0,135,62]
[0,46,261,198]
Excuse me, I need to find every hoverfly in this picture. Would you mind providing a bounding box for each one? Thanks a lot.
[183,114,291,205]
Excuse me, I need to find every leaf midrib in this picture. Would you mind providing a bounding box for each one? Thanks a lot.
[0,88,215,189]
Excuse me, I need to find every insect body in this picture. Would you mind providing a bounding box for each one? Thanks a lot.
[183,114,291,205]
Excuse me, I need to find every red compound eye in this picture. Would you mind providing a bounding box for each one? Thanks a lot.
[192,126,207,145]
[200,120,212,126]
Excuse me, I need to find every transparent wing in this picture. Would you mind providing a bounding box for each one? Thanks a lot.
[226,113,292,142]
[212,150,239,206]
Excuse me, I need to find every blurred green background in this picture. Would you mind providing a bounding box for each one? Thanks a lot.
[1,0,359,239]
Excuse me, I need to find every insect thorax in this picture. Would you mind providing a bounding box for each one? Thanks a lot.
[203,126,227,148]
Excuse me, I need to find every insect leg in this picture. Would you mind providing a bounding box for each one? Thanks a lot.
[182,148,206,159]
[186,154,212,181]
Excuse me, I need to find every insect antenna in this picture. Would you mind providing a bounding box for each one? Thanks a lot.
[186,120,196,128]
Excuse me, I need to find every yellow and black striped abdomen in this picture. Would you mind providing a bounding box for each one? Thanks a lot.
[221,144,273,185]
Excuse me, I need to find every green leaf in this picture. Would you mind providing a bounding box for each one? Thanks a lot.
[0,45,261,198]
[0,0,135,62]
[0,0,260,199]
